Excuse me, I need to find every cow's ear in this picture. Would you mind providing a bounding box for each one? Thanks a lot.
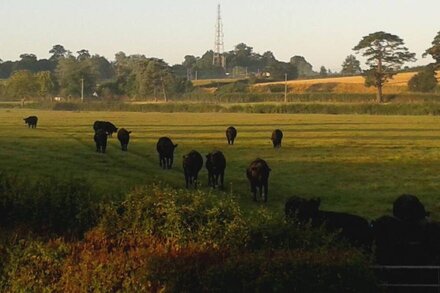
[268,168,272,172]
[174,144,178,148]
[128,131,132,134]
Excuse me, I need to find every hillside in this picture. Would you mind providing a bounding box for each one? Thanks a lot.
[252,71,440,94]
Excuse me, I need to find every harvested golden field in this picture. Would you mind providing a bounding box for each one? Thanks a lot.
[253,71,440,94]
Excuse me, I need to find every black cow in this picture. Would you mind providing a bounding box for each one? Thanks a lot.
[246,158,271,202]
[226,126,237,145]
[94,129,108,153]
[372,215,429,265]
[393,194,428,222]
[285,196,372,249]
[117,128,132,151]
[183,150,203,188]
[24,116,38,128]
[285,196,309,222]
[206,150,226,189]
[93,121,118,137]
[156,137,178,169]
[271,129,283,148]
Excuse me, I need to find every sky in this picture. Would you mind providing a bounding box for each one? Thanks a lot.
[0,0,439,72]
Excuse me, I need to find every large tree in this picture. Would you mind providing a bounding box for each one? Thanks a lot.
[341,54,361,75]
[56,56,97,97]
[49,44,68,61]
[353,31,416,103]
[290,56,314,77]
[423,31,440,65]
[6,70,38,99]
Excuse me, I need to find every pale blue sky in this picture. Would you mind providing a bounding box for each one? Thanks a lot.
[0,0,438,71]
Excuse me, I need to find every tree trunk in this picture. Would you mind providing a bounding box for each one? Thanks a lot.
[161,79,167,103]
[376,85,383,103]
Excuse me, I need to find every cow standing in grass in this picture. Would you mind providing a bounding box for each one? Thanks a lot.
[226,126,237,145]
[94,129,107,153]
[246,158,271,202]
[24,116,38,128]
[183,150,203,188]
[156,137,178,169]
[285,196,373,250]
[271,129,283,148]
[117,128,132,151]
[206,150,226,189]
[93,121,118,137]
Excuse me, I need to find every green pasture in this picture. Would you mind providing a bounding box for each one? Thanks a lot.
[1,109,440,220]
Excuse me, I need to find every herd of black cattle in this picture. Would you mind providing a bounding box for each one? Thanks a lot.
[24,115,440,265]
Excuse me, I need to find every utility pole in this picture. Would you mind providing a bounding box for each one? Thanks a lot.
[80,78,84,102]
[284,73,288,103]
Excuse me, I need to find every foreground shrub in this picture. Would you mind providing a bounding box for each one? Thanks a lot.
[0,173,98,237]
[200,249,377,293]
[4,239,69,292]
[2,230,375,292]
[0,183,377,291]
[99,184,249,248]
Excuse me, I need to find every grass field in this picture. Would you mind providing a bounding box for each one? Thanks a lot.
[2,109,440,220]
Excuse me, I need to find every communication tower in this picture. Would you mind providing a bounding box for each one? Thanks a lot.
[213,4,226,69]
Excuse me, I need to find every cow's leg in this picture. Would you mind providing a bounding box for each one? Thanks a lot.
[169,157,173,169]
[251,184,257,201]
[220,172,224,190]
[185,172,189,188]
[207,171,212,187]
[263,182,268,202]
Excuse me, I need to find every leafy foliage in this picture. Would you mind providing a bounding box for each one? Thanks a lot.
[408,65,438,92]
[353,31,416,102]
[341,54,362,75]
[423,31,440,64]
[0,173,98,237]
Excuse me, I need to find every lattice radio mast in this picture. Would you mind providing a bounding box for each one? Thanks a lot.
[213,4,226,69]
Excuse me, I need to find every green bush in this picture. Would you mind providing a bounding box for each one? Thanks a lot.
[99,184,249,248]
[408,65,438,92]
[0,173,99,237]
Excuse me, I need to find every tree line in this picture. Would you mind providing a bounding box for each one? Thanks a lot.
[0,30,439,102]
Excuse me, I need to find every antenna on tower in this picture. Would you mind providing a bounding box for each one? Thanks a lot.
[213,4,226,69]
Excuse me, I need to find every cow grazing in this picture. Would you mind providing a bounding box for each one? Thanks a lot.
[94,129,108,153]
[271,129,283,148]
[117,128,132,151]
[183,150,203,188]
[24,116,38,128]
[156,137,178,169]
[393,194,428,222]
[206,150,226,189]
[246,158,271,202]
[93,121,118,137]
[285,196,372,249]
[226,126,237,145]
